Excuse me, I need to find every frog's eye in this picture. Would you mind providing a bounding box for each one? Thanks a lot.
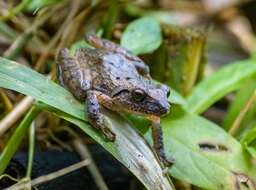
[132,89,146,102]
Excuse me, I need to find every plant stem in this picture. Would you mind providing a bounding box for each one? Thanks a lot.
[73,139,109,190]
[0,106,40,175]
[26,122,35,178]
[0,88,13,112]
[6,160,91,190]
[229,91,256,136]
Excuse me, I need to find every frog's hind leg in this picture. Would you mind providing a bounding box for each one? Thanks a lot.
[57,48,90,100]
[57,63,65,87]
[86,90,116,141]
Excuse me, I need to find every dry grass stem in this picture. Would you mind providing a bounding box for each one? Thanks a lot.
[5,159,91,190]
[0,96,34,136]
[73,139,109,190]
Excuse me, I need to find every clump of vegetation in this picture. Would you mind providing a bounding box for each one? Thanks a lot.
[0,1,256,190]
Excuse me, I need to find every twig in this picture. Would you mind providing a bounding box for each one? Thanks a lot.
[0,96,33,136]
[0,174,19,182]
[229,91,256,136]
[5,159,91,190]
[73,139,109,190]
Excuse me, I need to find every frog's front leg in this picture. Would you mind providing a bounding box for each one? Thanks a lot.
[86,91,116,141]
[149,117,174,166]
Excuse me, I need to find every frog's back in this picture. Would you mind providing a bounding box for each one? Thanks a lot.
[91,51,142,95]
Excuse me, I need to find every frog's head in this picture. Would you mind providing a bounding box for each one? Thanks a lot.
[112,82,170,117]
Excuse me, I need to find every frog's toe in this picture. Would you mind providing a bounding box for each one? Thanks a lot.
[161,156,175,167]
[103,128,116,142]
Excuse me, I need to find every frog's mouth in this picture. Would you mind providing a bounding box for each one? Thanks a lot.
[123,103,170,118]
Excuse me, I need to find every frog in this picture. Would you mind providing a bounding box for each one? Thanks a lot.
[56,34,173,166]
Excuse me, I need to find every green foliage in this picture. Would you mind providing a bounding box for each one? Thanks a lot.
[1,5,256,188]
[222,78,256,131]
[241,127,256,158]
[187,61,256,114]
[121,17,162,55]
[0,106,40,174]
[160,107,256,190]
[1,56,256,189]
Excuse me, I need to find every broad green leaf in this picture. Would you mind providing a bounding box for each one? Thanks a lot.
[121,17,162,55]
[0,57,174,190]
[187,60,256,114]
[155,107,256,190]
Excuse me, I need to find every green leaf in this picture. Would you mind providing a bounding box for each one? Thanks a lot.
[241,127,256,158]
[157,107,256,190]
[168,89,187,107]
[121,17,162,55]
[222,78,256,131]
[186,60,256,114]
[0,57,174,190]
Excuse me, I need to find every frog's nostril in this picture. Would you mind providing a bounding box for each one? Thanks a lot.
[166,89,170,97]
[159,102,170,116]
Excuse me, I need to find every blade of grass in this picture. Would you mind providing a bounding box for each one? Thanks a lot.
[26,122,35,178]
[187,60,256,114]
[229,90,256,136]
[101,0,119,39]
[222,78,256,130]
[0,106,40,175]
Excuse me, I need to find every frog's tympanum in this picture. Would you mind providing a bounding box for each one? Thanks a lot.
[57,35,173,166]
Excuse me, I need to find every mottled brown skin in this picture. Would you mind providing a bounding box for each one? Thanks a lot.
[57,35,173,166]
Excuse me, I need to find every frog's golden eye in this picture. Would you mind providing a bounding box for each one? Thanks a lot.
[132,89,146,102]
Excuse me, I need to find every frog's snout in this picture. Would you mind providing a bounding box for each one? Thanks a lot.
[158,101,170,116]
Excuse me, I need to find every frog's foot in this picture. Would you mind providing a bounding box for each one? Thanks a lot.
[160,155,175,167]
[86,90,116,142]
[102,125,116,142]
